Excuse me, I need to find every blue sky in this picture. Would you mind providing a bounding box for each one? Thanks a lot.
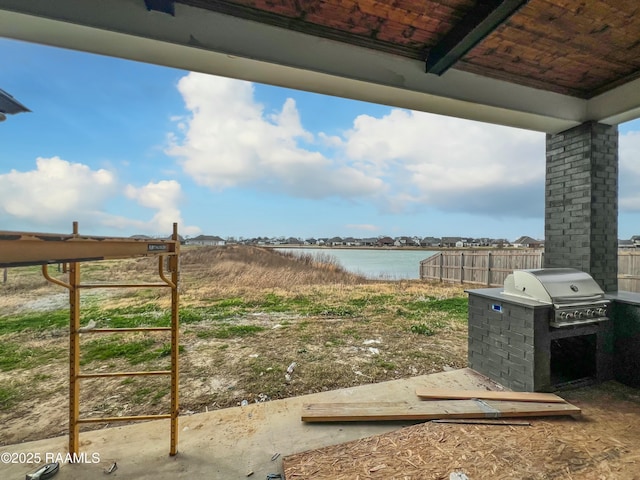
[2,38,640,241]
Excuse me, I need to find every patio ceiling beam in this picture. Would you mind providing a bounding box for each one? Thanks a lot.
[426,0,529,75]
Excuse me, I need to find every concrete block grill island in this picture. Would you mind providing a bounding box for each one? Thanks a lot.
[467,269,614,392]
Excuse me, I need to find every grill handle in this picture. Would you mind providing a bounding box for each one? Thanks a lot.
[551,295,606,305]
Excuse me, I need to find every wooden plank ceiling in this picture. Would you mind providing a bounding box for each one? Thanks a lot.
[177,0,640,99]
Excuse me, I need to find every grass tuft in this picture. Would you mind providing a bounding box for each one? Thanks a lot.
[0,342,64,371]
[0,384,21,410]
[81,337,183,365]
[410,323,437,336]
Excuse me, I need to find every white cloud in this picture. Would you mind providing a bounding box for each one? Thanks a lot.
[168,73,546,218]
[342,109,545,216]
[318,132,344,148]
[166,73,383,199]
[0,157,200,236]
[0,156,115,224]
[620,130,640,212]
[115,180,201,236]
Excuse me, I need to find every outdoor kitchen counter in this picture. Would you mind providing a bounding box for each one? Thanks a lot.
[465,287,550,308]
[607,291,640,388]
[607,290,640,305]
[466,288,640,306]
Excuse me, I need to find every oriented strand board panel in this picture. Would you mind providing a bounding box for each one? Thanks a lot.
[301,400,581,422]
[415,388,567,403]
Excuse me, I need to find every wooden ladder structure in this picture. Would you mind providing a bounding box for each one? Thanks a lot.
[0,222,181,456]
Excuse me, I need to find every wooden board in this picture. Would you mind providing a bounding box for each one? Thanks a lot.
[415,387,566,403]
[301,400,581,422]
[285,403,633,480]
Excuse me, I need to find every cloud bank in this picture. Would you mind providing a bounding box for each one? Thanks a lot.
[0,156,199,235]
[0,156,115,225]
[620,130,640,212]
[168,72,546,219]
[167,74,382,199]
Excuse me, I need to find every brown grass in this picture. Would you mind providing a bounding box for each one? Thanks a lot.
[0,245,468,445]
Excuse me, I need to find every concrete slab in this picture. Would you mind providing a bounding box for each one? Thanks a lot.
[0,368,499,479]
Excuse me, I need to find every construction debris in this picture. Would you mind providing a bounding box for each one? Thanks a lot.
[415,387,566,403]
[301,399,581,422]
[431,418,531,426]
[25,462,59,480]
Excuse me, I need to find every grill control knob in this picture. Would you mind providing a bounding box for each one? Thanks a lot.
[574,311,583,319]
[596,308,607,317]
[586,309,595,317]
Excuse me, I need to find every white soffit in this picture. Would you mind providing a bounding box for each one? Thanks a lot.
[0,0,638,133]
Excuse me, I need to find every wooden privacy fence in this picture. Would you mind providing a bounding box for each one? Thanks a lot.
[420,250,544,287]
[421,249,640,292]
[619,251,640,292]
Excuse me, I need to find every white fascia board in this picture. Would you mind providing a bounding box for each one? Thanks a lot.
[0,0,605,133]
[587,76,640,126]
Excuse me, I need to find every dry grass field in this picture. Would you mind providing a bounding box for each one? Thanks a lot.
[0,246,468,446]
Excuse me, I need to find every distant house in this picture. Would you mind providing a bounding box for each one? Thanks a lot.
[377,236,394,247]
[361,237,378,246]
[329,236,344,246]
[632,235,640,248]
[185,235,226,246]
[285,237,303,245]
[343,237,358,246]
[421,237,441,247]
[512,236,543,248]
[163,234,185,244]
[394,236,419,247]
[474,238,493,247]
[491,238,510,248]
[441,237,463,247]
[619,239,635,249]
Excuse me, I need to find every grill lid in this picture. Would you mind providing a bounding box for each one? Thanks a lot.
[502,268,605,304]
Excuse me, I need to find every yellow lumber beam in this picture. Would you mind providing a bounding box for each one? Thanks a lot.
[415,388,566,403]
[77,414,172,424]
[301,400,581,422]
[0,231,176,267]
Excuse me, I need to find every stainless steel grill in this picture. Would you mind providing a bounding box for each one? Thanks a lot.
[502,268,610,328]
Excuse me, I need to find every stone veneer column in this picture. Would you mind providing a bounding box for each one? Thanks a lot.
[544,121,618,292]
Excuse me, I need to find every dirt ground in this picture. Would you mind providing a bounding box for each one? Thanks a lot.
[0,249,469,447]
[3,247,640,480]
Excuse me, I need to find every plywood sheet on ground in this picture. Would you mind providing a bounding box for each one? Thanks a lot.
[285,386,640,480]
[415,388,566,403]
[301,400,580,422]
